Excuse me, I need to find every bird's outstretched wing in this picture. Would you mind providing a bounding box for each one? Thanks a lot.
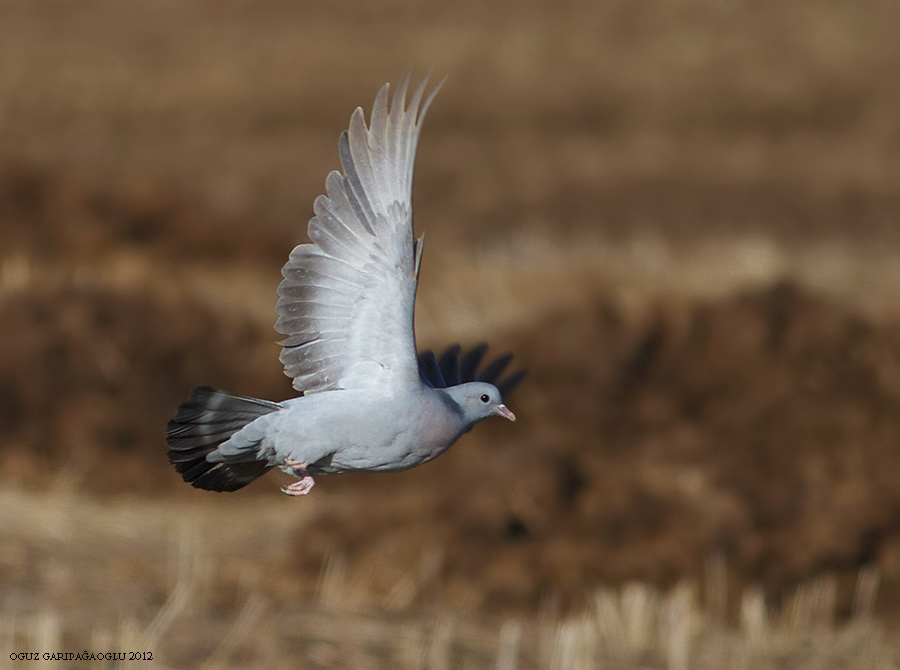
[276,74,443,392]
[418,343,528,399]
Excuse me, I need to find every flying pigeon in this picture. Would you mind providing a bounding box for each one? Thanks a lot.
[166,74,524,495]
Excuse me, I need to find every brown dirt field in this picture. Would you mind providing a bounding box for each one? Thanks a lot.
[3,0,900,666]
[5,276,900,620]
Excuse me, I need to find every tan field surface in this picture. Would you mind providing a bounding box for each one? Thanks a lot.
[2,0,900,667]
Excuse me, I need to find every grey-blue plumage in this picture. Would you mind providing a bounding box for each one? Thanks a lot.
[166,75,523,495]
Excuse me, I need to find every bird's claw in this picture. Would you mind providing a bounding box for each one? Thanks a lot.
[281,475,315,496]
[282,457,315,496]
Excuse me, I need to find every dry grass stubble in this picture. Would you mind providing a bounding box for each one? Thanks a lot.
[0,488,895,670]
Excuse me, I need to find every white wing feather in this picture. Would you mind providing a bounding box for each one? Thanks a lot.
[276,74,443,392]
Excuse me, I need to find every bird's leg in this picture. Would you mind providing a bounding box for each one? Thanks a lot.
[281,456,316,496]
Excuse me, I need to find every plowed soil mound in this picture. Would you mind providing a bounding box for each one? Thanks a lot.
[4,278,900,615]
[0,286,286,493]
[0,164,286,264]
[293,283,900,615]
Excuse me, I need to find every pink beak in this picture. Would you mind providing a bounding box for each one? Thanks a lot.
[495,404,516,422]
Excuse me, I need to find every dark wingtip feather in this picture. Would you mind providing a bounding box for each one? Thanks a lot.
[438,345,462,386]
[477,353,513,385]
[418,350,443,388]
[459,343,488,381]
[497,368,528,398]
[417,343,527,400]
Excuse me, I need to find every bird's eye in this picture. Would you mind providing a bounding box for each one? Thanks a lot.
[480,394,490,403]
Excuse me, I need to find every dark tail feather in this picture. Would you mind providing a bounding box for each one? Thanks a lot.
[166,386,282,492]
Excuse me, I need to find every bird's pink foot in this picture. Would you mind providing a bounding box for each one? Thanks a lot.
[281,475,315,496]
[281,457,315,496]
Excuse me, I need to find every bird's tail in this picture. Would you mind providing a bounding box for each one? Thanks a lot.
[166,386,282,492]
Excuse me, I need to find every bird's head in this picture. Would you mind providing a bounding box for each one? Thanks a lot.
[446,382,516,424]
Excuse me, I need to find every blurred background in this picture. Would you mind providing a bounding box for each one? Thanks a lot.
[2,0,900,667]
